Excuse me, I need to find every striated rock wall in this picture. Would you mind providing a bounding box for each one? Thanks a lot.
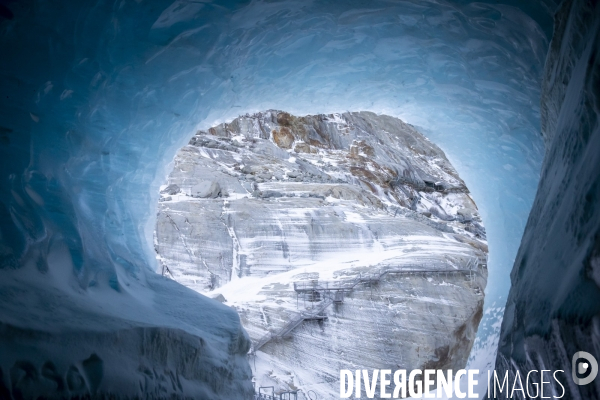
[156,111,487,398]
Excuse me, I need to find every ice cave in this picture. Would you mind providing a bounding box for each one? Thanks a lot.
[0,0,598,399]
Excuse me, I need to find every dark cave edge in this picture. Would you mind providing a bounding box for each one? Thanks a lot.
[493,1,600,398]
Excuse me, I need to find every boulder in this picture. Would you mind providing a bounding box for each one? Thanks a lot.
[161,184,180,195]
[272,127,295,149]
[211,294,227,303]
[191,181,221,198]
[457,208,475,222]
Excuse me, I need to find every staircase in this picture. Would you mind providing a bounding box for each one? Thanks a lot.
[250,258,485,353]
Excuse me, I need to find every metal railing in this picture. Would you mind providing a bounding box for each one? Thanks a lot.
[251,257,485,354]
[293,261,483,294]
[254,387,298,399]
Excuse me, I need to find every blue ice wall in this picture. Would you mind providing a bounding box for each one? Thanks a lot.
[0,0,557,394]
[496,0,600,397]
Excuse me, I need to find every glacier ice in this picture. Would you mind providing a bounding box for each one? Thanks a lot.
[494,0,600,398]
[3,0,595,398]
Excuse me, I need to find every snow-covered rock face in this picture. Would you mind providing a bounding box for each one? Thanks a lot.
[156,110,488,396]
[495,1,600,398]
[0,0,561,398]
[157,111,487,288]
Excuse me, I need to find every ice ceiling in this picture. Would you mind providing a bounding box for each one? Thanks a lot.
[0,0,557,377]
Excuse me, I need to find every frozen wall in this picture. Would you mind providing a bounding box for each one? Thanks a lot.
[495,0,600,398]
[0,0,559,397]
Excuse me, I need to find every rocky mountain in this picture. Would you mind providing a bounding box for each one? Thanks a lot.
[155,110,488,398]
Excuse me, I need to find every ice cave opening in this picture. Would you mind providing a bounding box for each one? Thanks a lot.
[1,0,599,399]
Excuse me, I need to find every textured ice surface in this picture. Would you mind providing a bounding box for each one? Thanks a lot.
[0,270,252,398]
[0,0,560,398]
[495,0,600,398]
